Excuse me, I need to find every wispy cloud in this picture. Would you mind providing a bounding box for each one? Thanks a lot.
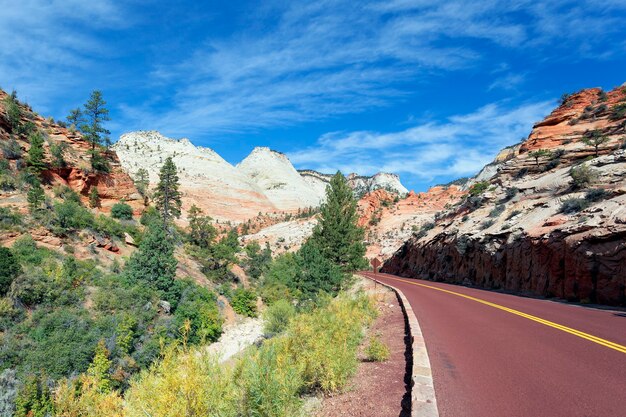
[122,0,626,136]
[0,0,127,111]
[288,99,555,187]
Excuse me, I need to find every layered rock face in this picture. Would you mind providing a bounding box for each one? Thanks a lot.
[383,85,626,306]
[359,186,465,260]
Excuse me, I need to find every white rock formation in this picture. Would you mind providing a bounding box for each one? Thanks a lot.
[237,147,324,210]
[113,131,276,222]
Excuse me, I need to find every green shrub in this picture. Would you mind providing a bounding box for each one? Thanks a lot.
[54,200,95,232]
[14,375,54,417]
[11,235,52,265]
[489,204,505,218]
[480,219,495,230]
[93,214,125,238]
[560,198,589,214]
[263,299,296,336]
[569,164,597,189]
[231,288,258,317]
[111,202,133,220]
[468,181,489,196]
[0,207,23,229]
[609,103,626,121]
[173,281,222,344]
[365,335,390,362]
[1,138,22,160]
[0,247,21,296]
[584,188,610,202]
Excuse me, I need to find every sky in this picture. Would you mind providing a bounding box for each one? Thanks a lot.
[2,0,626,192]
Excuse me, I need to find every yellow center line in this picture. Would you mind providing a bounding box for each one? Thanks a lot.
[377,274,626,355]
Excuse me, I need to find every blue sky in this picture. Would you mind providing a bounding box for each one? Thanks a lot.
[2,0,626,192]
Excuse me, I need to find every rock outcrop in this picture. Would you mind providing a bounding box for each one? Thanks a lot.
[383,84,626,306]
[299,170,409,197]
[237,147,323,210]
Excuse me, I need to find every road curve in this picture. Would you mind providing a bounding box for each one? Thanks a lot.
[361,272,626,417]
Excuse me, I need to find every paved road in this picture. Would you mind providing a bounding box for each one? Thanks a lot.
[361,272,626,417]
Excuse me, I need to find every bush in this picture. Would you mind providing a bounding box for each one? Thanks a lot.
[0,206,23,229]
[173,281,222,344]
[489,204,505,218]
[231,288,258,318]
[569,165,597,189]
[263,299,296,336]
[468,181,489,196]
[111,202,133,220]
[0,247,21,296]
[0,369,19,417]
[584,188,610,202]
[54,200,95,232]
[1,138,22,159]
[609,103,626,121]
[94,214,125,238]
[365,335,390,362]
[11,235,52,265]
[560,198,589,214]
[480,219,495,230]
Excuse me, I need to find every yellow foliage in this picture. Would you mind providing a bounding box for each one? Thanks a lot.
[124,345,239,417]
[54,375,124,417]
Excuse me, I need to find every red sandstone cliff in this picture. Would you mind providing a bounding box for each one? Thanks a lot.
[383,84,626,306]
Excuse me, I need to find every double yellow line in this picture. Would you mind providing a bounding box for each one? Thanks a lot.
[382,275,626,355]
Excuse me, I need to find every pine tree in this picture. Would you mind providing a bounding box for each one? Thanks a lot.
[153,157,182,225]
[309,171,367,272]
[87,339,113,393]
[89,187,100,208]
[26,132,47,174]
[27,180,45,213]
[73,91,111,171]
[123,222,177,296]
[134,168,149,197]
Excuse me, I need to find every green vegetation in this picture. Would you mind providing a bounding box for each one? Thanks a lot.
[231,287,258,317]
[584,188,610,202]
[153,156,182,225]
[581,130,610,157]
[133,168,149,197]
[69,91,111,171]
[0,247,21,296]
[569,164,597,189]
[111,202,133,220]
[66,294,377,417]
[89,187,100,208]
[309,172,367,272]
[26,132,47,175]
[609,103,626,121]
[560,198,589,214]
[468,181,489,196]
[528,149,552,166]
[365,335,390,362]
[263,299,296,336]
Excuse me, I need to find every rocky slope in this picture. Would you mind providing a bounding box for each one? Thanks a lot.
[237,147,323,210]
[383,84,626,306]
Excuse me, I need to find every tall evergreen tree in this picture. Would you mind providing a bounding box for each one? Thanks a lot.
[134,168,150,197]
[153,157,182,225]
[27,180,45,213]
[26,132,47,175]
[309,171,367,272]
[123,222,177,296]
[68,91,110,171]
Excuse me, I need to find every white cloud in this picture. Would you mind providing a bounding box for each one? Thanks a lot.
[288,99,555,186]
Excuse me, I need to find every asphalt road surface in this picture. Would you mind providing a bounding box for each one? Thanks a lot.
[361,272,626,417]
